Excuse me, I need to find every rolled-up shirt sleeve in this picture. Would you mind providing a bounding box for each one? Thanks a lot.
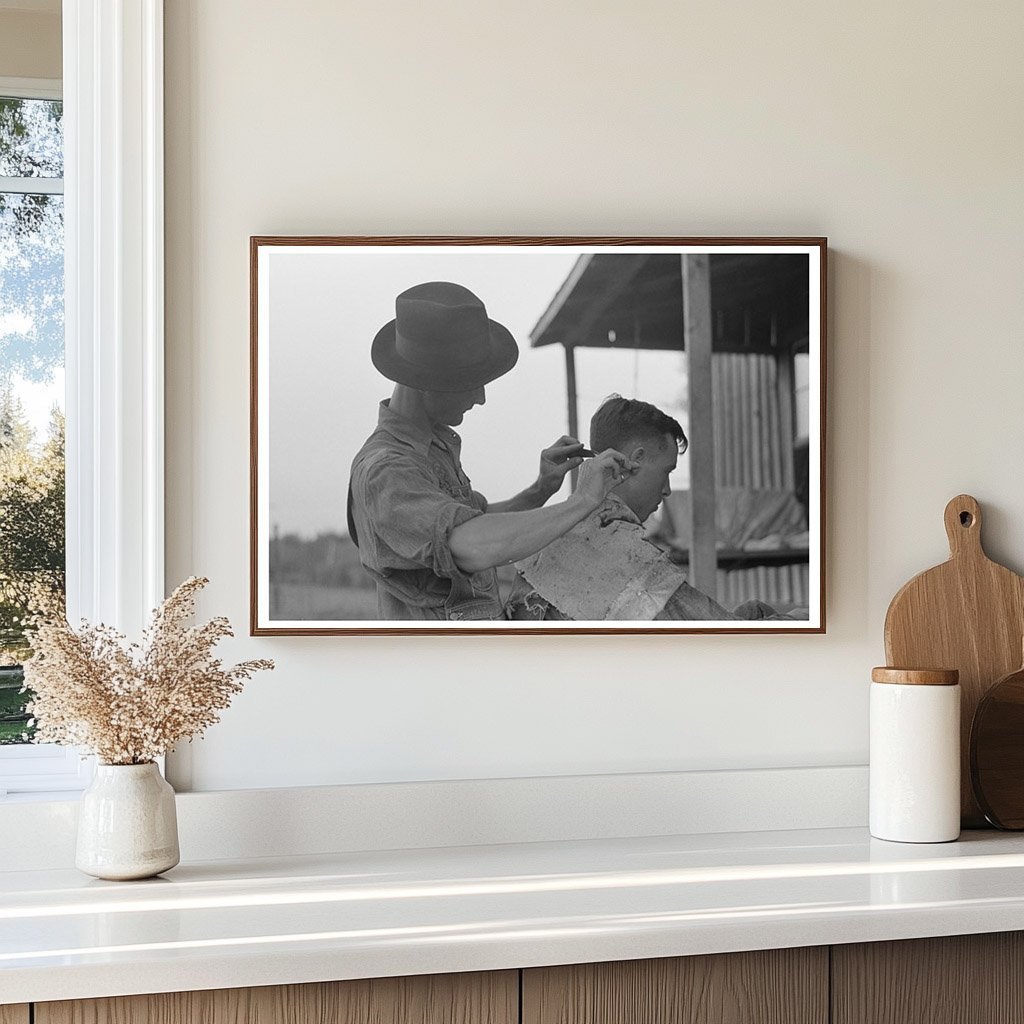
[352,451,484,580]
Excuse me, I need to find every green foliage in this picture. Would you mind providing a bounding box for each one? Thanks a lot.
[0,391,65,646]
[0,391,65,742]
[0,398,64,576]
[0,665,30,743]
[0,97,62,181]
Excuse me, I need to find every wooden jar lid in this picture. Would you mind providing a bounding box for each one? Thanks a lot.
[871,667,960,686]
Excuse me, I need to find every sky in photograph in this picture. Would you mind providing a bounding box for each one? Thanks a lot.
[266,248,692,539]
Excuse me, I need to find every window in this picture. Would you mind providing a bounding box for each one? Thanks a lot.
[0,5,166,800]
[0,79,85,797]
[0,85,65,739]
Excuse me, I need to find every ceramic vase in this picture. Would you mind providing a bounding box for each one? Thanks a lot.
[75,762,180,880]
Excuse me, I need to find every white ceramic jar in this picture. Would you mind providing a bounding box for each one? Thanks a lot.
[870,667,961,843]
[76,762,180,880]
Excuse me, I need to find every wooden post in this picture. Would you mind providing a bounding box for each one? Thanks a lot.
[564,343,580,488]
[775,315,796,492]
[681,254,718,600]
[728,354,742,487]
[749,353,764,489]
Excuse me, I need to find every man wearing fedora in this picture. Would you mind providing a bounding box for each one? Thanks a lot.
[348,281,636,621]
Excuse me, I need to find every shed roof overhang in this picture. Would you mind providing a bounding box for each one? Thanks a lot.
[529,252,809,355]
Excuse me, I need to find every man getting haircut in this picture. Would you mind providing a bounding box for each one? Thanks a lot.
[589,397,688,527]
[510,395,794,621]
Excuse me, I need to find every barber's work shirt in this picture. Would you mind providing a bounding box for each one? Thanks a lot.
[511,494,741,621]
[349,401,504,621]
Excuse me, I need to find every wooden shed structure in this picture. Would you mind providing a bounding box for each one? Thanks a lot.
[529,251,812,607]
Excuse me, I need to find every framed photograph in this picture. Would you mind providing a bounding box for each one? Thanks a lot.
[251,236,826,635]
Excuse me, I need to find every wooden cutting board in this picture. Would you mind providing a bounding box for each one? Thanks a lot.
[884,494,1024,827]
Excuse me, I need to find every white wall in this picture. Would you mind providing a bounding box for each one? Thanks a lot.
[163,0,1024,791]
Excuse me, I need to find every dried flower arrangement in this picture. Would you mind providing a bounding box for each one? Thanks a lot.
[22,576,273,765]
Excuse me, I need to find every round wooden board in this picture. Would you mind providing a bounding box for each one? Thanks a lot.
[971,663,1024,829]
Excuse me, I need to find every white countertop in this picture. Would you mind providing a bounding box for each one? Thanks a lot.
[5,826,1024,1004]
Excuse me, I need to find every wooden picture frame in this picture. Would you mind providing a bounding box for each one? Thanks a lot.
[251,237,826,635]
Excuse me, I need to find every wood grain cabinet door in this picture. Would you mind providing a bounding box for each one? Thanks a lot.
[0,1007,30,1024]
[523,949,828,1024]
[35,971,518,1024]
[832,932,1024,1024]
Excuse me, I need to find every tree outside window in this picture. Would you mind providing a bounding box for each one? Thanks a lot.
[0,94,65,744]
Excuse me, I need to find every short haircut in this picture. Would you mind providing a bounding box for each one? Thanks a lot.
[589,395,688,455]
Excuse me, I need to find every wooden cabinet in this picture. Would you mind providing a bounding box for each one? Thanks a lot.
[35,972,517,1024]
[17,933,1024,1024]
[522,948,827,1024]
[832,932,1024,1024]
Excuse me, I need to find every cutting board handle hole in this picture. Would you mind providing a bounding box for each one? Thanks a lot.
[960,511,974,527]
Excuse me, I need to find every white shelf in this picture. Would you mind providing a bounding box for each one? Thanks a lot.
[4,826,1024,1004]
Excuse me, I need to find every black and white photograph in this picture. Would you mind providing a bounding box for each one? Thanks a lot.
[251,237,825,634]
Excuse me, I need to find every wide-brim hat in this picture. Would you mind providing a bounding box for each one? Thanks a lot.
[372,281,519,393]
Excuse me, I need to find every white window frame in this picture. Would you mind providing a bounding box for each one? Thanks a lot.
[0,76,64,191]
[0,77,61,101]
[0,0,164,799]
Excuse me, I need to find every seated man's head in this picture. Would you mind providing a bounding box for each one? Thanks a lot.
[589,396,687,521]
